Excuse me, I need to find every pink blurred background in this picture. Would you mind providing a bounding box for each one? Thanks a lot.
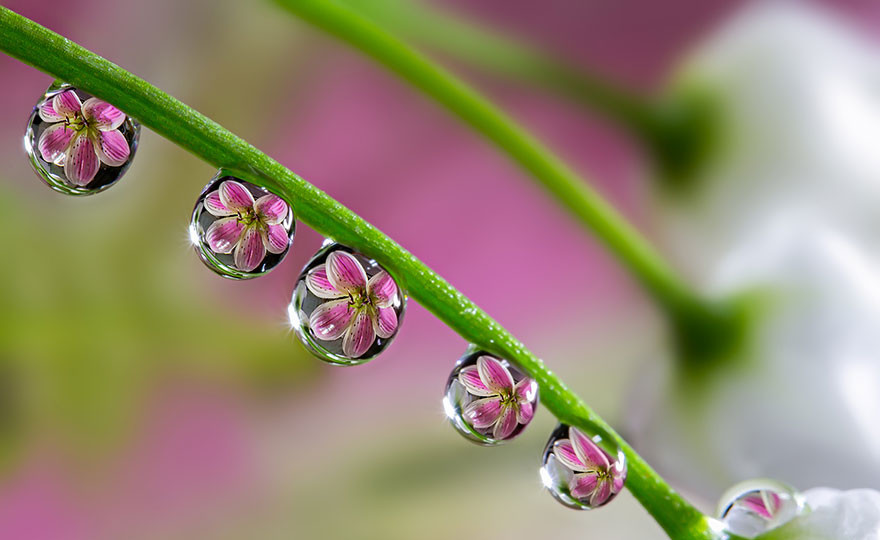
[0,0,879,538]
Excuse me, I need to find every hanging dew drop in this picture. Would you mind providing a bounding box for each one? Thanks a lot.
[290,243,406,365]
[541,423,627,510]
[715,479,807,538]
[443,348,538,445]
[190,172,295,279]
[24,81,140,196]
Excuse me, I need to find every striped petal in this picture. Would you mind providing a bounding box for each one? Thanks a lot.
[367,271,398,308]
[515,377,538,402]
[82,97,126,130]
[476,356,514,394]
[492,406,518,440]
[309,299,355,341]
[94,130,129,166]
[590,479,613,507]
[233,225,266,272]
[38,123,75,164]
[305,267,345,299]
[570,473,599,500]
[570,427,610,471]
[326,251,367,293]
[205,217,244,254]
[553,440,587,472]
[38,99,64,122]
[254,194,288,225]
[63,134,100,186]
[219,180,255,212]
[516,400,534,425]
[342,310,375,358]
[458,366,493,397]
[463,397,503,429]
[263,224,289,254]
[372,306,397,339]
[52,90,82,118]
[204,190,234,217]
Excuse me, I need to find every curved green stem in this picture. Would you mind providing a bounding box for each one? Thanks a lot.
[275,0,740,364]
[338,0,720,191]
[0,7,728,539]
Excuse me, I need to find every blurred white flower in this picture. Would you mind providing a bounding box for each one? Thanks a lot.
[632,1,880,496]
[658,1,880,279]
[759,488,880,540]
[632,217,880,493]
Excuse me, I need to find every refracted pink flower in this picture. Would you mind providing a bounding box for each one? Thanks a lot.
[37,89,130,186]
[737,490,783,520]
[204,180,290,272]
[458,356,537,440]
[553,427,625,507]
[305,251,400,358]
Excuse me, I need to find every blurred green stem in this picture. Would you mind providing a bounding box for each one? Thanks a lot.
[0,6,734,539]
[338,0,719,189]
[276,0,745,380]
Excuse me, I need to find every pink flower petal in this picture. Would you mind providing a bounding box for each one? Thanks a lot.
[204,191,234,217]
[254,194,288,226]
[305,267,345,299]
[458,366,493,397]
[263,224,289,255]
[463,397,503,429]
[516,401,534,425]
[367,271,398,308]
[740,493,779,519]
[570,473,599,499]
[326,251,367,293]
[372,306,397,339]
[219,180,255,212]
[94,130,129,167]
[205,217,245,254]
[476,356,514,393]
[233,225,266,272]
[515,377,538,402]
[342,310,375,358]
[38,99,64,122]
[553,440,587,472]
[63,134,99,186]
[81,97,125,130]
[38,123,75,164]
[52,90,82,118]
[612,469,626,493]
[492,407,518,440]
[309,299,355,341]
[589,479,613,507]
[570,427,610,471]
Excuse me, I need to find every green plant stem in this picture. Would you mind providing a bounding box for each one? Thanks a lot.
[276,0,740,365]
[0,7,729,539]
[338,0,720,191]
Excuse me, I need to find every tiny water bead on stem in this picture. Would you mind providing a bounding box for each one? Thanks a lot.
[541,424,627,510]
[443,349,538,445]
[715,479,807,538]
[25,81,140,195]
[290,243,406,365]
[190,173,295,279]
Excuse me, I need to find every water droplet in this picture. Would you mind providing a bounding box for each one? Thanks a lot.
[190,172,295,279]
[541,423,627,510]
[289,243,405,365]
[443,348,538,445]
[715,479,807,538]
[25,81,140,195]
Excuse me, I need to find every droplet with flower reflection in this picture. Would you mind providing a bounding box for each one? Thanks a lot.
[190,172,295,279]
[715,479,807,538]
[443,349,538,445]
[25,81,140,195]
[289,243,405,365]
[541,423,627,510]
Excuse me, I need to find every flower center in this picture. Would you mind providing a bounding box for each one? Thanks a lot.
[498,389,518,407]
[348,290,374,311]
[64,112,92,134]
